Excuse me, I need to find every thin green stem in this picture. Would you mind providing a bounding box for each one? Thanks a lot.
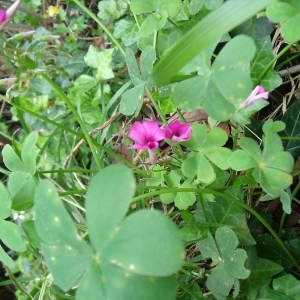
[153,29,157,50]
[5,267,34,300]
[254,43,294,85]
[41,74,102,170]
[72,0,125,56]
[145,86,167,125]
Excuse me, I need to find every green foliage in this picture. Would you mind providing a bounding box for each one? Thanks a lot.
[34,165,184,299]
[229,120,294,201]
[0,183,26,268]
[266,0,300,43]
[199,227,250,299]
[2,132,39,210]
[120,46,156,115]
[1,0,300,298]
[181,123,231,183]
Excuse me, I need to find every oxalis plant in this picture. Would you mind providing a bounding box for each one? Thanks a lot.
[1,0,300,299]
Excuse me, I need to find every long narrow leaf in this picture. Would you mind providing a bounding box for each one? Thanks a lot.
[152,0,276,87]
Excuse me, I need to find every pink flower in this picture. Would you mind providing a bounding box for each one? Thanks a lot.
[164,120,192,143]
[0,0,21,27]
[241,85,269,108]
[0,9,8,24]
[129,121,165,151]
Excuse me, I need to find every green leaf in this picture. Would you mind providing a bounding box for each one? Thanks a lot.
[139,11,168,37]
[22,220,43,249]
[102,210,184,276]
[241,246,284,299]
[9,172,37,211]
[232,99,269,125]
[2,145,27,173]
[216,227,250,279]
[175,182,196,209]
[84,46,114,80]
[114,18,140,47]
[0,182,11,219]
[125,47,144,86]
[119,84,145,116]
[21,131,38,175]
[266,3,297,22]
[140,46,156,82]
[199,227,250,299]
[228,150,257,170]
[195,190,256,246]
[280,100,300,158]
[77,262,177,300]
[35,180,91,252]
[42,243,92,292]
[98,0,127,21]
[0,245,14,269]
[35,180,92,291]
[29,78,53,95]
[152,0,275,86]
[173,76,208,111]
[86,164,135,253]
[131,0,181,16]
[273,274,300,299]
[0,219,26,252]
[57,52,87,77]
[251,36,282,91]
[74,75,99,94]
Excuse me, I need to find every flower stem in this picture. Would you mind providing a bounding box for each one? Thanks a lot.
[145,86,167,125]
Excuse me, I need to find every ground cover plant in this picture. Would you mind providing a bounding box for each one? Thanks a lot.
[1,0,300,299]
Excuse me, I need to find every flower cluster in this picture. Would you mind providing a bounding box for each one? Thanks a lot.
[129,120,192,163]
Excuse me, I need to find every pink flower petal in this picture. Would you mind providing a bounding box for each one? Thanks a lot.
[164,120,192,143]
[0,9,8,24]
[242,85,269,108]
[129,121,165,150]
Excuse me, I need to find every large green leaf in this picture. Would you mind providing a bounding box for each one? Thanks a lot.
[76,262,177,300]
[102,210,184,276]
[152,0,276,86]
[35,180,91,253]
[85,164,135,253]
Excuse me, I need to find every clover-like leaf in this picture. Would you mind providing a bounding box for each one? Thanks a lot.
[199,227,250,299]
[229,123,294,198]
[267,1,300,43]
[182,123,231,183]
[172,35,256,120]
[35,165,184,299]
